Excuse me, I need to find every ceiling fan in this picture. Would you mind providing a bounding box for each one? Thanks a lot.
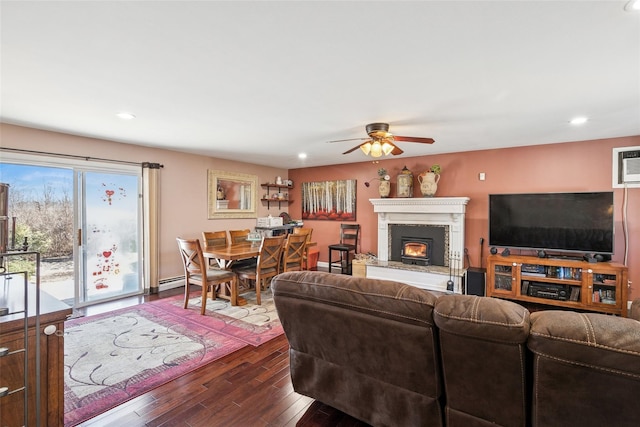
[329,123,434,157]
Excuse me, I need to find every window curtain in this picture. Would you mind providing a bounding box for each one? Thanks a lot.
[142,162,162,293]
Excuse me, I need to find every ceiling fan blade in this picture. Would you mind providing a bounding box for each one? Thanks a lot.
[328,137,368,143]
[393,135,435,144]
[342,144,363,154]
[391,145,404,155]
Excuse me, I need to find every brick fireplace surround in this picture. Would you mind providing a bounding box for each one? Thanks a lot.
[367,197,470,293]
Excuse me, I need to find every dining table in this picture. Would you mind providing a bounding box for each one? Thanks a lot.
[202,242,260,269]
[201,239,317,305]
[202,242,260,306]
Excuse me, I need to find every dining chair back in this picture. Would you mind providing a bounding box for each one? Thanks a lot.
[233,235,285,304]
[202,231,228,267]
[202,230,228,247]
[328,224,360,274]
[293,227,314,269]
[176,237,236,314]
[282,233,308,272]
[229,229,251,244]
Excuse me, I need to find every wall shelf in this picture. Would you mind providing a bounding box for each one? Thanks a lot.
[261,183,293,209]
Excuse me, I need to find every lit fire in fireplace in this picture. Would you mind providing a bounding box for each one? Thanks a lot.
[404,243,427,257]
[401,237,433,266]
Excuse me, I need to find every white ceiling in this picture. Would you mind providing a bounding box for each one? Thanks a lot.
[1,1,639,169]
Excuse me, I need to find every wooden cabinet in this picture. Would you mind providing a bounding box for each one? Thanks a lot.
[261,183,293,209]
[1,281,71,427]
[487,254,628,316]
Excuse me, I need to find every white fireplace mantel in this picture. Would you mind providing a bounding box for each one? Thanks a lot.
[370,197,470,262]
[368,197,470,293]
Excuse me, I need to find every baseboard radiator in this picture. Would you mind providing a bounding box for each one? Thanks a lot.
[158,276,185,292]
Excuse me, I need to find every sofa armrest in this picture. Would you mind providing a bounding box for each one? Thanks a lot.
[528,310,640,376]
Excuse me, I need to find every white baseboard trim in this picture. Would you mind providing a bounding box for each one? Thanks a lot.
[158,276,185,292]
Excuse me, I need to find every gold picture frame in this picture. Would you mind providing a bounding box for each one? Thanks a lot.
[207,170,258,219]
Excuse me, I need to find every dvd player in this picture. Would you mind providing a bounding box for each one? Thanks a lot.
[528,282,569,301]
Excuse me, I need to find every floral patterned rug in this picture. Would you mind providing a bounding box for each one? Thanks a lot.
[64,292,282,426]
[158,290,284,346]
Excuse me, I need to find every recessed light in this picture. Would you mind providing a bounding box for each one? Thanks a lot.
[298,153,307,159]
[625,0,640,12]
[570,117,588,125]
[116,112,136,120]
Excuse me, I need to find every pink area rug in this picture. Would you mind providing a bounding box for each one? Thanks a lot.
[155,290,284,346]
[64,291,283,426]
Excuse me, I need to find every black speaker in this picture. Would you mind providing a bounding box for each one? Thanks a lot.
[466,267,486,296]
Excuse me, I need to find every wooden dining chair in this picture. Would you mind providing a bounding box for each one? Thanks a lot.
[202,230,228,267]
[202,230,228,247]
[292,227,313,270]
[176,237,237,314]
[233,235,285,305]
[229,229,251,244]
[282,233,308,273]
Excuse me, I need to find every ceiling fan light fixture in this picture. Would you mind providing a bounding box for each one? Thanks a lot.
[360,142,372,155]
[381,141,394,156]
[370,140,383,157]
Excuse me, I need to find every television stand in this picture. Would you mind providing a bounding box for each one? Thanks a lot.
[547,254,591,262]
[487,254,628,316]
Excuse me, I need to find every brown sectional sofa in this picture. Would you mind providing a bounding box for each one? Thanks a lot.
[272,271,640,427]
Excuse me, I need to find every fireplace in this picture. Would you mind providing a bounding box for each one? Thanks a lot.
[401,237,433,266]
[390,224,447,266]
[368,197,470,293]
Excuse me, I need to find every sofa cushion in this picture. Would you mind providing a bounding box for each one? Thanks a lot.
[528,310,640,427]
[434,295,531,427]
[272,271,444,427]
[434,294,530,342]
[528,310,640,375]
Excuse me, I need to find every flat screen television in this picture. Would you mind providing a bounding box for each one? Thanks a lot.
[488,192,614,255]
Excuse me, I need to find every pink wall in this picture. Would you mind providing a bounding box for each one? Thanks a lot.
[0,124,289,280]
[2,124,638,302]
[289,136,640,301]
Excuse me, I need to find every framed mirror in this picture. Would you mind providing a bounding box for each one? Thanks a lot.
[208,170,258,219]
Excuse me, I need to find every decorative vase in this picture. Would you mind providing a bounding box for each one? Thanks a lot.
[396,166,413,198]
[418,171,440,197]
[378,180,391,198]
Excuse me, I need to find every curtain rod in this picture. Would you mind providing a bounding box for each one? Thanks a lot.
[0,147,163,168]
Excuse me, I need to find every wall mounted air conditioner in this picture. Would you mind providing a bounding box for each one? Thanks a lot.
[612,146,640,188]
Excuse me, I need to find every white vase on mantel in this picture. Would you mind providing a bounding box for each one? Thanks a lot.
[378,180,391,198]
[418,172,440,197]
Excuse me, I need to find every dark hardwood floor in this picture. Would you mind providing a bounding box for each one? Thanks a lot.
[72,286,370,427]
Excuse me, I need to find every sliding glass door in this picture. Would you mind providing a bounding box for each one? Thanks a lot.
[79,170,142,304]
[0,155,144,306]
